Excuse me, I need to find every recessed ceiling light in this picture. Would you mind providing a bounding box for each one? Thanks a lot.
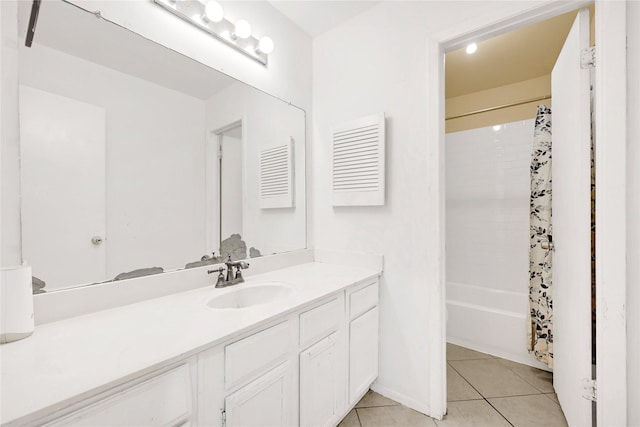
[466,43,478,54]
[493,125,502,131]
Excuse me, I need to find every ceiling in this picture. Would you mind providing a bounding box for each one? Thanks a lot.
[445,9,584,98]
[267,1,381,37]
[20,1,236,100]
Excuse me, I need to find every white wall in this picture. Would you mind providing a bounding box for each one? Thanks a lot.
[0,0,22,267]
[627,1,639,424]
[446,119,547,369]
[19,44,208,285]
[447,121,531,294]
[206,82,306,256]
[312,0,550,414]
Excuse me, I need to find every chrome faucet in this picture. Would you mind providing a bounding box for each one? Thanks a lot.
[207,256,250,288]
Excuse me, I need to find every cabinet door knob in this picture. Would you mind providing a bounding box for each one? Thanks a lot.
[91,236,103,245]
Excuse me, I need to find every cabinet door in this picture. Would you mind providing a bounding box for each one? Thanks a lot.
[349,307,378,404]
[46,364,193,427]
[300,333,342,427]
[225,362,293,427]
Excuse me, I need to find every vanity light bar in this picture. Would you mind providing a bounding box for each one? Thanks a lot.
[152,0,271,66]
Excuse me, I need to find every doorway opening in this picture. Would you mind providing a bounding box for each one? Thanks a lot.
[444,5,595,427]
[206,120,246,259]
[216,121,244,248]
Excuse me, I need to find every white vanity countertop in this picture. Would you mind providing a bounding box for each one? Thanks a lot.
[0,261,381,425]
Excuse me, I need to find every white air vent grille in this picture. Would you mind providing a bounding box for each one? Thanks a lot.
[332,113,385,206]
[260,139,294,209]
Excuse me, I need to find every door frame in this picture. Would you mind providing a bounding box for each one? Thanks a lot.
[205,117,247,255]
[425,1,627,423]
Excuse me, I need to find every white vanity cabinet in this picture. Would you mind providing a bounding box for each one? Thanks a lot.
[26,276,380,427]
[347,280,379,406]
[299,332,341,427]
[44,362,196,427]
[224,362,293,427]
[298,295,346,427]
[222,321,295,427]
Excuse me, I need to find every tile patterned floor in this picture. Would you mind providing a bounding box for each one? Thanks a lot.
[339,343,568,427]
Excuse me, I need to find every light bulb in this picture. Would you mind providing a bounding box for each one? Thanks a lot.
[257,36,274,54]
[203,1,223,23]
[466,43,478,54]
[493,125,502,131]
[233,19,252,39]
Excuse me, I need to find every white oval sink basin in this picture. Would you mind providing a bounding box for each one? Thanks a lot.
[206,282,293,310]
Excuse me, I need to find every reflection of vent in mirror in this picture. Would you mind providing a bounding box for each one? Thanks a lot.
[332,113,386,206]
[260,139,295,209]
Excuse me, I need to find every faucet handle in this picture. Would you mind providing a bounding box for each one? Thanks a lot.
[232,261,249,282]
[207,267,226,288]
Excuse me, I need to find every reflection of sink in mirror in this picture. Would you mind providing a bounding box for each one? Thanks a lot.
[206,283,293,310]
[16,0,306,293]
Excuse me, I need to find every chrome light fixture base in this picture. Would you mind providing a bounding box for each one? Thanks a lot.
[152,0,269,66]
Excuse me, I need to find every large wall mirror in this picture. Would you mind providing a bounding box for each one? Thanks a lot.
[17,0,306,293]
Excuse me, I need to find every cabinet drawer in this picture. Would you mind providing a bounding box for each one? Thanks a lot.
[299,296,342,349]
[349,281,378,320]
[225,321,291,390]
[47,364,193,427]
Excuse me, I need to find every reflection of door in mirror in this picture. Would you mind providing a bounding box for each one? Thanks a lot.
[19,86,106,291]
[218,123,244,246]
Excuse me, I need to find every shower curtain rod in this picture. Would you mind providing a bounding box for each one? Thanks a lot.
[445,95,551,120]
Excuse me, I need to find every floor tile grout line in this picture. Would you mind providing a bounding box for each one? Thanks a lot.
[499,361,555,394]
[510,373,553,394]
[448,362,487,399]
[485,391,556,399]
[450,358,554,397]
[447,397,486,402]
[483,397,516,427]
[447,346,566,426]
[355,404,398,409]
[449,360,556,403]
[354,407,363,427]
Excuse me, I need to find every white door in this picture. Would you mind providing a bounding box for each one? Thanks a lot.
[551,9,592,427]
[19,86,106,290]
[225,362,293,427]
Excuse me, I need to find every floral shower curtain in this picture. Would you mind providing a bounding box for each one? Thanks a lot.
[528,105,553,367]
